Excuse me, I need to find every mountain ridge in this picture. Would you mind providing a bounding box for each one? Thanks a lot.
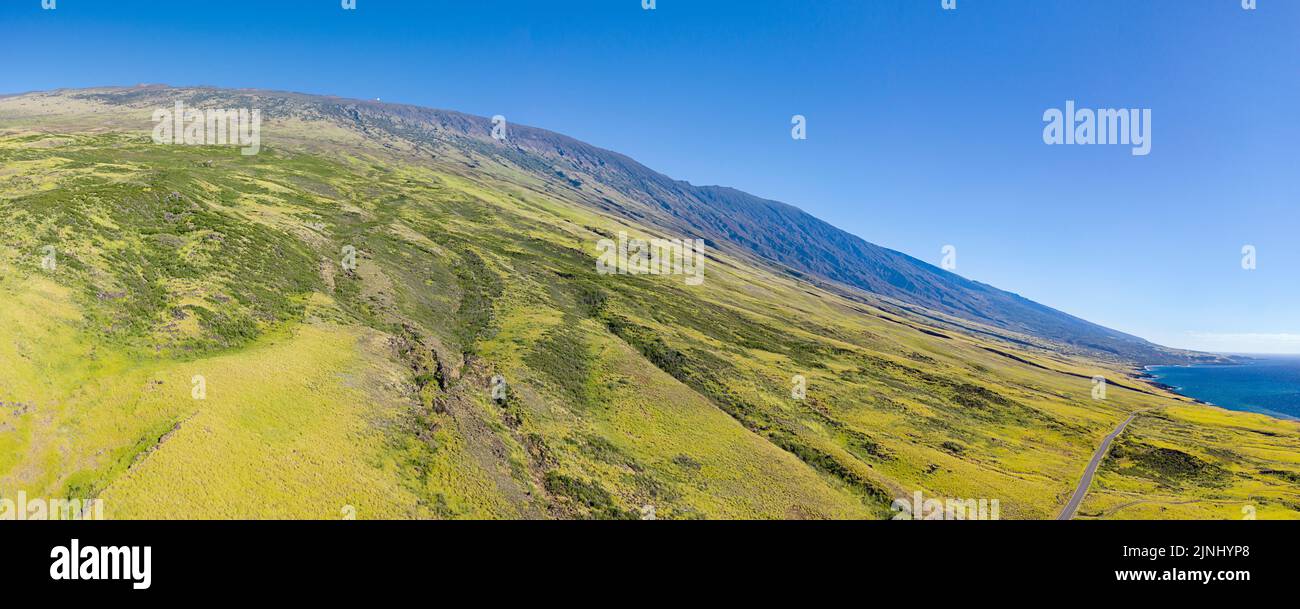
[8,85,1212,365]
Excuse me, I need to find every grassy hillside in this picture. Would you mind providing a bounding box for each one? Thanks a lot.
[1,88,1298,519]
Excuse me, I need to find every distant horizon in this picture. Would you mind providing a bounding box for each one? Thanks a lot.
[1161,352,1300,360]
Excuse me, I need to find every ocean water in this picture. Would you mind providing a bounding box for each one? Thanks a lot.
[1148,356,1300,420]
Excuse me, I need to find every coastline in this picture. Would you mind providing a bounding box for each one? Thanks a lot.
[1136,365,1208,404]
[1144,360,1300,422]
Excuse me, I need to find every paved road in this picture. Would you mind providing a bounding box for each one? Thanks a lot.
[1057,412,1141,520]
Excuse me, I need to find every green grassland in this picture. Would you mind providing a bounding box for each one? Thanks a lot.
[2,94,1299,519]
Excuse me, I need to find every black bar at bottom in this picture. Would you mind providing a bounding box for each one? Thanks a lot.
[3,520,1282,597]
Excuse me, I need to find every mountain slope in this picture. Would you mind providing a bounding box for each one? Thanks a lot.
[35,85,1200,364]
[0,86,1295,520]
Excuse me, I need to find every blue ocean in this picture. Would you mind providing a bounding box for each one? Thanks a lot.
[1148,356,1300,420]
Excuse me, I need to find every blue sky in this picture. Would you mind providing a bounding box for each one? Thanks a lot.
[3,0,1297,353]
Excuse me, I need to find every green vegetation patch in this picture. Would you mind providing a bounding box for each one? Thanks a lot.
[1108,439,1230,488]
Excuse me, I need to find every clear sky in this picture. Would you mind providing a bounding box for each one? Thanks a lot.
[2,0,1297,353]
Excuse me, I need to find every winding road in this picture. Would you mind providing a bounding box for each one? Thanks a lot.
[1057,411,1143,520]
